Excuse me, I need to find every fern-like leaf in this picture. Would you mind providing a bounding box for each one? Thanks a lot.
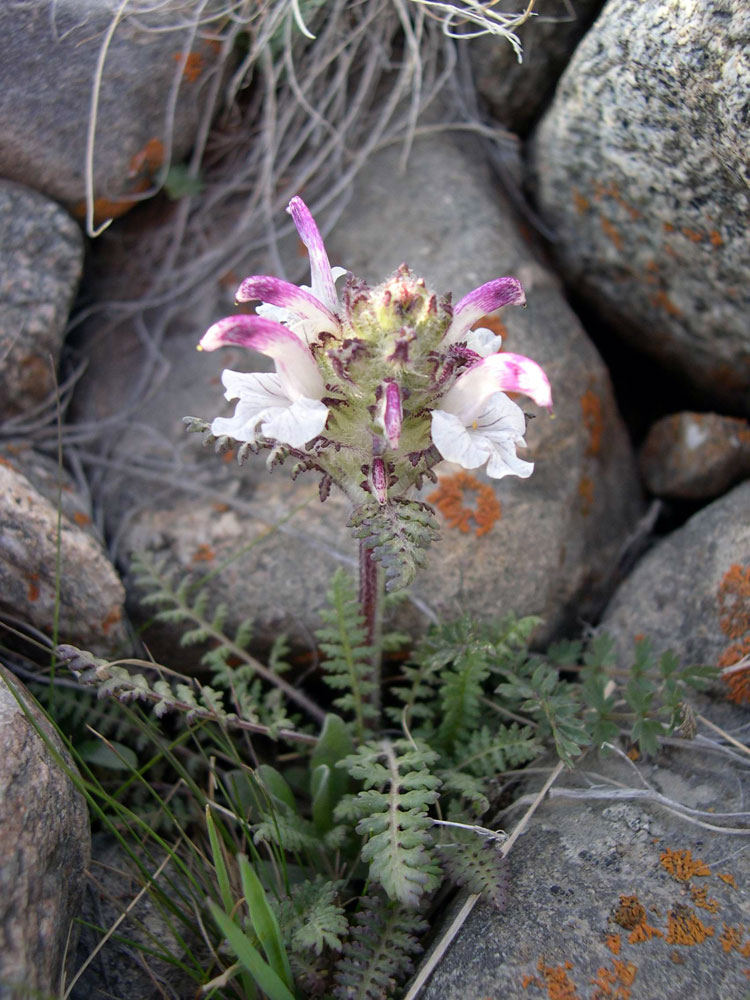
[332,893,427,1000]
[336,739,441,907]
[348,499,439,592]
[437,838,510,910]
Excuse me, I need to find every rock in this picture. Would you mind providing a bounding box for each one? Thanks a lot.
[529,0,750,415]
[601,480,750,672]
[417,700,750,999]
[69,836,197,1000]
[0,0,223,217]
[0,182,83,419]
[0,666,90,999]
[0,446,129,657]
[639,412,750,500]
[72,130,644,658]
[470,0,603,134]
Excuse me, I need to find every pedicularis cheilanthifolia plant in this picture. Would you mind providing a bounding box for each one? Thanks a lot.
[190,196,551,665]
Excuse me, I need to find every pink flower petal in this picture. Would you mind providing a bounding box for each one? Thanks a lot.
[440,352,552,424]
[442,277,525,347]
[235,275,339,331]
[287,197,339,312]
[381,381,403,449]
[198,315,324,400]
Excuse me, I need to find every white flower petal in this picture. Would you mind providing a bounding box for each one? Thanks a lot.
[465,326,502,357]
[211,369,328,448]
[261,396,329,448]
[431,410,492,469]
[432,393,534,480]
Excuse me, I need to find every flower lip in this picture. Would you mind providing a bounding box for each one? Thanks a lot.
[441,352,552,425]
[235,275,340,331]
[197,314,325,400]
[287,196,338,313]
[442,277,526,348]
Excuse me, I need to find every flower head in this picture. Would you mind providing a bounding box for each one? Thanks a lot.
[194,196,551,497]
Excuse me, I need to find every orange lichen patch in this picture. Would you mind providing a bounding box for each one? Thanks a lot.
[717,565,750,640]
[717,872,737,888]
[572,188,590,215]
[222,448,237,464]
[600,216,623,250]
[719,923,745,954]
[611,960,637,987]
[578,476,594,515]
[592,957,638,999]
[428,471,502,537]
[605,933,621,955]
[192,544,215,563]
[580,389,604,456]
[536,959,581,1000]
[72,511,92,527]
[681,228,704,243]
[613,895,662,943]
[473,314,508,340]
[721,650,750,700]
[690,886,720,913]
[174,50,205,82]
[129,138,165,177]
[709,229,723,248]
[628,921,663,944]
[522,973,537,989]
[626,746,640,761]
[26,573,40,602]
[650,290,683,318]
[665,905,714,946]
[592,180,640,220]
[72,185,149,224]
[660,847,711,881]
[101,606,122,635]
[663,222,676,233]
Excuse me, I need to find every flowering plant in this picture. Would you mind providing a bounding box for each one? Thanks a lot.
[193,196,551,600]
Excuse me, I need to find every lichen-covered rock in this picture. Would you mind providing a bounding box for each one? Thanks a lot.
[418,700,750,999]
[530,0,750,414]
[0,448,129,656]
[601,480,750,671]
[639,412,750,500]
[0,182,83,418]
[77,130,643,655]
[0,0,223,217]
[469,0,603,134]
[0,667,90,998]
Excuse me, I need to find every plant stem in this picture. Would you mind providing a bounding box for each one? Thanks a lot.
[359,540,383,726]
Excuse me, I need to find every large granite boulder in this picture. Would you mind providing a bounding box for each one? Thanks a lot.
[0,182,83,419]
[0,0,223,219]
[0,667,90,999]
[0,445,129,657]
[530,0,750,415]
[417,699,750,998]
[601,480,750,674]
[70,130,643,657]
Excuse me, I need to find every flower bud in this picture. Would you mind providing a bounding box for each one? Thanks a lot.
[377,381,403,450]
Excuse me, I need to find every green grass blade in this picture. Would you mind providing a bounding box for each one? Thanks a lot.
[208,901,296,1000]
[238,854,294,989]
[205,805,234,915]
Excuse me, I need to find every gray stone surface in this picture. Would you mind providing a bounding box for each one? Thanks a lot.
[0,447,129,657]
[0,0,222,216]
[470,0,603,134]
[0,182,83,418]
[0,667,90,1000]
[72,131,644,657]
[530,0,750,415]
[69,836,197,1000]
[418,704,750,998]
[601,480,750,670]
[639,412,750,501]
